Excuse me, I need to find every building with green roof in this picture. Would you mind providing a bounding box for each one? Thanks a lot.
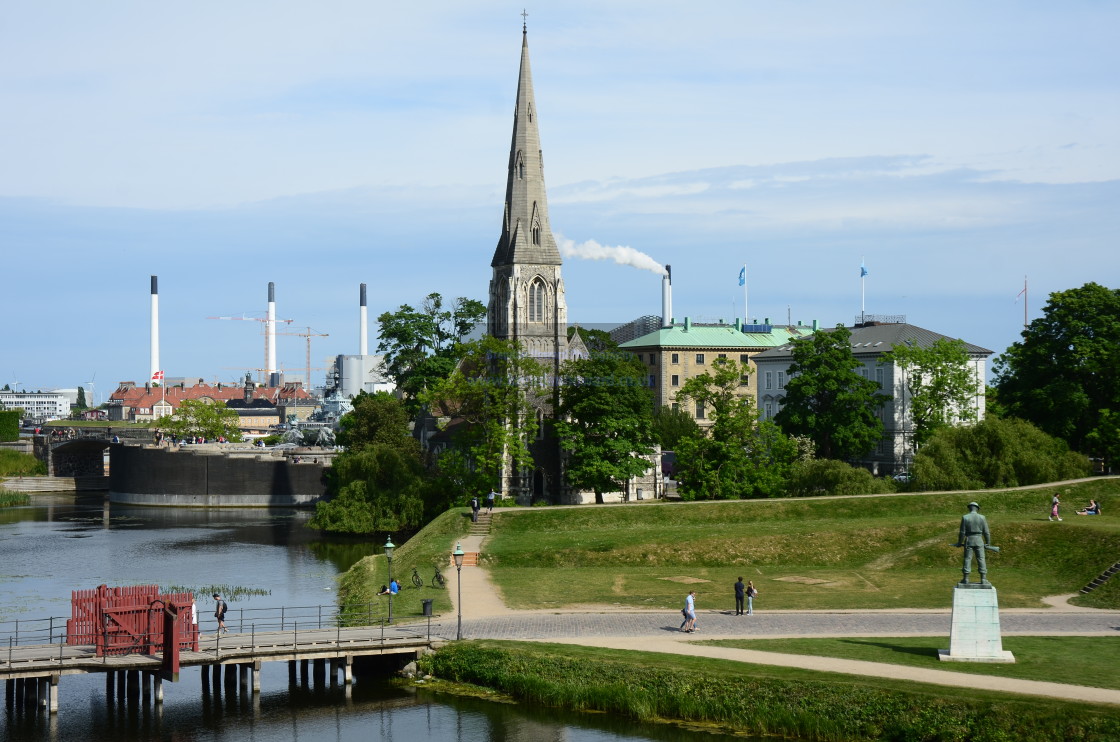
[619,317,818,422]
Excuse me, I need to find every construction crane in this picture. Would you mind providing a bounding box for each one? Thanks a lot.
[276,327,329,392]
[207,314,294,382]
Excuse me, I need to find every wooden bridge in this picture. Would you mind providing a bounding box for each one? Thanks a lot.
[2,604,445,715]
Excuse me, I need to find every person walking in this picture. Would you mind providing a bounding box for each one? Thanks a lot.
[734,577,745,616]
[485,490,497,513]
[746,581,758,615]
[212,593,228,634]
[1050,493,1063,521]
[470,496,480,523]
[680,590,697,632]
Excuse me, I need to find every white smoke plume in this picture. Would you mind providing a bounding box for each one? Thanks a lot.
[557,235,667,276]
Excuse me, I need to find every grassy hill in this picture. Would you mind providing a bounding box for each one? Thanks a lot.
[478,479,1120,611]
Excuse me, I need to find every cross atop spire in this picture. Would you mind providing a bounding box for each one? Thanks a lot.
[521,9,528,33]
[491,25,560,268]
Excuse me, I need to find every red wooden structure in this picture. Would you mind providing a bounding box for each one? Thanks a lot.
[67,584,200,660]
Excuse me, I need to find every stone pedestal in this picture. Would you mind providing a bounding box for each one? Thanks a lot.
[939,583,1015,663]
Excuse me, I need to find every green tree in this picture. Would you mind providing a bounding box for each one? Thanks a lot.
[422,336,545,499]
[882,337,978,450]
[651,405,700,451]
[75,387,87,410]
[911,416,1089,490]
[567,327,617,353]
[775,325,889,460]
[155,399,243,441]
[993,282,1120,463]
[555,349,656,504]
[675,358,797,499]
[310,445,427,534]
[786,458,895,498]
[336,391,413,452]
[377,293,486,413]
[311,391,429,534]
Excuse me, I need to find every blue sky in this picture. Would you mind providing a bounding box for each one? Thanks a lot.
[3,2,1118,398]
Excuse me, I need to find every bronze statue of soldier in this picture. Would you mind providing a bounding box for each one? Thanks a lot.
[954,501,1000,584]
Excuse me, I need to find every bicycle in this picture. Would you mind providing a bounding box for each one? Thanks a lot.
[411,566,423,588]
[432,564,446,587]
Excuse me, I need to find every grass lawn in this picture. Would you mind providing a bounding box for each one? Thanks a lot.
[336,507,471,622]
[479,479,1120,611]
[422,640,1120,740]
[698,635,1120,690]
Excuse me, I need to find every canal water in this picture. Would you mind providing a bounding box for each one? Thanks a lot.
[1,496,751,741]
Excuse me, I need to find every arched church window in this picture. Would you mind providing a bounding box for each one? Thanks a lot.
[532,220,541,246]
[517,151,525,180]
[528,278,545,323]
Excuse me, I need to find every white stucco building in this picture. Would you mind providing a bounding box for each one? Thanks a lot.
[753,321,991,475]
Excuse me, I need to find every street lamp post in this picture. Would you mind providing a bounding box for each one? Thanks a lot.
[452,542,465,640]
[383,537,395,624]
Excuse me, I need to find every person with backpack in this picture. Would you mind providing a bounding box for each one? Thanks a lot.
[212,593,228,634]
[746,581,759,615]
[470,496,480,522]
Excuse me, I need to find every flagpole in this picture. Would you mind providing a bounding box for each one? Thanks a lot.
[1023,276,1028,330]
[743,264,748,324]
[860,256,866,324]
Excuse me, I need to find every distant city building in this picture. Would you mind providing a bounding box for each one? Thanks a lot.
[752,320,992,475]
[0,391,70,423]
[619,317,818,424]
[324,354,395,400]
[107,378,318,432]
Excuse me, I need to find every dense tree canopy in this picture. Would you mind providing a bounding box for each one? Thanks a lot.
[336,391,413,453]
[674,358,797,499]
[912,417,1089,491]
[311,391,428,534]
[651,405,700,451]
[377,293,486,413]
[993,282,1120,463]
[155,399,243,441]
[775,325,888,460]
[556,349,656,503]
[421,336,545,500]
[883,337,978,450]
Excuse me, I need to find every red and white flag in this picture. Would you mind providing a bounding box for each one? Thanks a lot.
[151,370,164,381]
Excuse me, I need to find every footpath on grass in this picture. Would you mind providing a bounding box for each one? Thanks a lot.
[444,527,1120,706]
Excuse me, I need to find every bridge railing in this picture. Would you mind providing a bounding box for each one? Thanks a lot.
[0,600,404,650]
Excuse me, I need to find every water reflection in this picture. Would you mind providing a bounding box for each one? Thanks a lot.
[1,497,759,741]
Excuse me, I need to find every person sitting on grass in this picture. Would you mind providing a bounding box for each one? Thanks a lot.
[1077,499,1101,515]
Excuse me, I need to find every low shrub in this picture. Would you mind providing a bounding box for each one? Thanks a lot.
[785,458,895,497]
[913,417,1090,490]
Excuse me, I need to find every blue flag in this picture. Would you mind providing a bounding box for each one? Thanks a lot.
[738,266,746,286]
[860,260,868,278]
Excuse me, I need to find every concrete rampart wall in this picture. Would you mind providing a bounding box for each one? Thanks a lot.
[109,444,328,507]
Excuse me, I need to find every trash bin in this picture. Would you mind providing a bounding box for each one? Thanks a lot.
[421,599,434,617]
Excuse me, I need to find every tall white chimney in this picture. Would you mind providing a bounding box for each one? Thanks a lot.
[149,276,160,382]
[359,283,368,355]
[267,282,277,375]
[661,265,673,328]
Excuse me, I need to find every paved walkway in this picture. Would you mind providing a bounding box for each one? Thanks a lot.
[444,531,1120,706]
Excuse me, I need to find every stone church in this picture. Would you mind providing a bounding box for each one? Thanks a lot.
[486,26,589,503]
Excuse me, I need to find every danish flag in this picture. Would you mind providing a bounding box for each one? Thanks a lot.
[151,370,164,381]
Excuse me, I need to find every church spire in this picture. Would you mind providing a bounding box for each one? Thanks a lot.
[491,26,561,268]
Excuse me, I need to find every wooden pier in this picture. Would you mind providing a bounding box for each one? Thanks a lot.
[3,622,443,714]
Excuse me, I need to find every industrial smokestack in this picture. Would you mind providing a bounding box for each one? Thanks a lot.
[149,276,160,383]
[661,264,673,328]
[359,283,368,356]
[267,282,277,375]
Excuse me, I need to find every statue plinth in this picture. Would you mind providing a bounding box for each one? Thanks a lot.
[939,583,1015,663]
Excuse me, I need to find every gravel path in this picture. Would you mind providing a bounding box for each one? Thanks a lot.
[442,532,1120,706]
